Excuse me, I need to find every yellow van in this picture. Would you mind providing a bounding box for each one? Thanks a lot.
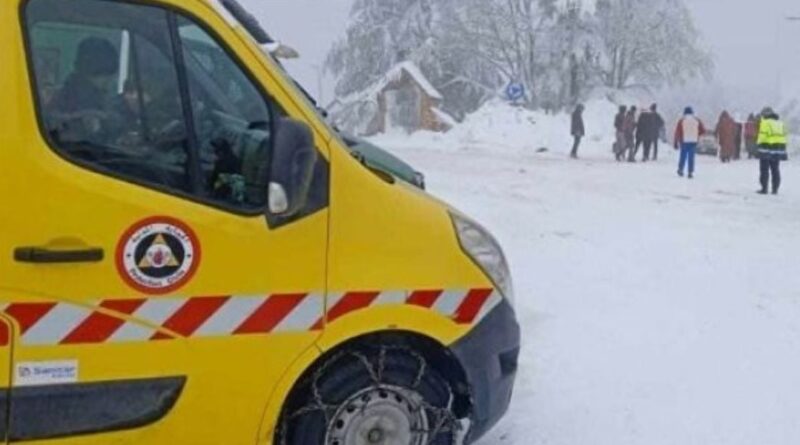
[0,0,520,443]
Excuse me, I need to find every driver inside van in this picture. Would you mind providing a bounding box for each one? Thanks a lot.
[49,37,119,145]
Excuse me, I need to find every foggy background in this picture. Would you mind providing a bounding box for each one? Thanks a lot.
[244,0,800,116]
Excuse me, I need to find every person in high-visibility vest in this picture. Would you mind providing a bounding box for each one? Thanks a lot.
[756,107,789,195]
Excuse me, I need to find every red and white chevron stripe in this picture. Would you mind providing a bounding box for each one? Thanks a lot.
[0,288,501,346]
[316,288,502,328]
[2,294,322,346]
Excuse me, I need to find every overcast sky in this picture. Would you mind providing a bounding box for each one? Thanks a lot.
[241,0,800,105]
[690,0,800,93]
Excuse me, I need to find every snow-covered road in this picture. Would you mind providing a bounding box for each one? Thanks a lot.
[385,142,800,445]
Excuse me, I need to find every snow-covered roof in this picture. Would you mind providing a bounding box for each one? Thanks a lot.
[390,61,443,100]
[337,61,443,106]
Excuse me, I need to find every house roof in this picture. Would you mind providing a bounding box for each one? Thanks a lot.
[335,61,443,107]
[389,61,443,100]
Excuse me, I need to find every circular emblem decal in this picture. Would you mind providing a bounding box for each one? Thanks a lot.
[116,217,201,295]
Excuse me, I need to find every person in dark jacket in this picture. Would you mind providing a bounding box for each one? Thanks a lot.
[631,104,665,162]
[570,104,585,159]
[744,114,759,159]
[734,122,743,160]
[50,38,118,114]
[614,105,627,161]
[631,107,647,161]
[623,106,637,162]
[648,104,665,161]
[48,37,119,144]
[756,107,789,195]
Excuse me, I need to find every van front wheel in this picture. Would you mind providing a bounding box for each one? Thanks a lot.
[278,344,462,445]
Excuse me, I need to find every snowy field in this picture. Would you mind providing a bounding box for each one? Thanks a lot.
[377,136,800,445]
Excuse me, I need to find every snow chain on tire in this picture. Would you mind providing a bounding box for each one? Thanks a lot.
[278,345,467,445]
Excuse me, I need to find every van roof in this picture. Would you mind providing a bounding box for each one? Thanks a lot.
[204,0,274,44]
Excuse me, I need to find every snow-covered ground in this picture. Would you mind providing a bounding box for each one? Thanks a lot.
[375,130,800,445]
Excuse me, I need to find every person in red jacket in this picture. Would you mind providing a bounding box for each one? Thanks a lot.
[673,106,706,178]
[715,111,738,163]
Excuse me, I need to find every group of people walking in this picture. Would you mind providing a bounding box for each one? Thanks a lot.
[572,102,667,162]
[610,104,666,163]
[569,103,790,194]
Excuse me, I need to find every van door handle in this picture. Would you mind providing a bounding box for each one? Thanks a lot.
[14,247,104,264]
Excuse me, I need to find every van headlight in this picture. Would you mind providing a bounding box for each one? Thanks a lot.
[451,212,514,304]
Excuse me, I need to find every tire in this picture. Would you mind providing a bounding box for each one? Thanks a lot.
[278,343,461,445]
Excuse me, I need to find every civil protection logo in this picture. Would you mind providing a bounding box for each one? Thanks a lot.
[116,217,201,295]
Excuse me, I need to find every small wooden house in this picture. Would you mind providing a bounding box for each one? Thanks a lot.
[330,61,455,136]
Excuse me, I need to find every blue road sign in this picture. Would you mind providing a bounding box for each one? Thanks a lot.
[506,82,525,102]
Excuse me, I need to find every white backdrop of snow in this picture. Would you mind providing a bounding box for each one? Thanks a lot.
[371,99,800,157]
[371,99,621,157]
[367,102,800,445]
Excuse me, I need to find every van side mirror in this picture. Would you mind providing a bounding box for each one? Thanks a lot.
[268,118,318,216]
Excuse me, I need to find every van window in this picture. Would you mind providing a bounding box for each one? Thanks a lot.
[25,0,276,211]
[177,17,273,208]
[26,0,192,193]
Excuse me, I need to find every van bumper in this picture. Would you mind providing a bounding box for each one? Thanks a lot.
[450,300,520,443]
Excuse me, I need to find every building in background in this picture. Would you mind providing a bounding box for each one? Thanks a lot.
[328,61,455,136]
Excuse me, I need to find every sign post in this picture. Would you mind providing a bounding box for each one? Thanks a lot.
[505,82,526,105]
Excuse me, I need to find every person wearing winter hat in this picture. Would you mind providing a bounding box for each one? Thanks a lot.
[673,106,706,178]
[50,37,119,114]
[756,107,788,194]
[49,37,120,144]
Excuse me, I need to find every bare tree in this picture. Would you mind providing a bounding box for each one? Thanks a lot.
[592,0,712,91]
[437,0,558,110]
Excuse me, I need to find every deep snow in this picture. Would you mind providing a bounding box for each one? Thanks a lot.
[372,116,800,445]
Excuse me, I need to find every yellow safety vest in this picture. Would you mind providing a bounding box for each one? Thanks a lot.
[758,118,788,146]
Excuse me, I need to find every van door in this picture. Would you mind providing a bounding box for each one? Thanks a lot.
[0,0,328,442]
[0,318,11,445]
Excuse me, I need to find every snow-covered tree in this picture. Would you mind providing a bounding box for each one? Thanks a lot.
[437,0,558,110]
[326,0,712,126]
[592,0,712,91]
[538,1,598,109]
[326,0,439,98]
